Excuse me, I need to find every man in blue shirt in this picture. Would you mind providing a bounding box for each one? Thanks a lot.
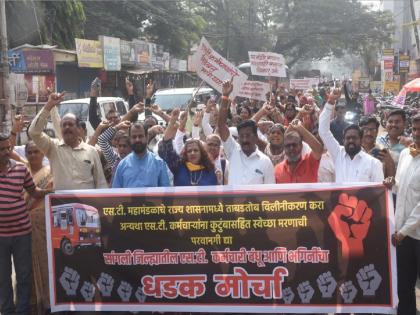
[376,109,410,168]
[112,122,170,188]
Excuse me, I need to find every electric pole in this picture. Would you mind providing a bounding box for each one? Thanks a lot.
[0,0,10,133]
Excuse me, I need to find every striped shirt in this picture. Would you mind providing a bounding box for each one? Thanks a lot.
[0,160,35,237]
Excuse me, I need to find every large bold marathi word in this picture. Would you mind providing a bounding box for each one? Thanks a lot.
[142,274,207,299]
[213,266,289,299]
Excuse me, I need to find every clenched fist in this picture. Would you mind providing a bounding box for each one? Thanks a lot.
[328,193,373,259]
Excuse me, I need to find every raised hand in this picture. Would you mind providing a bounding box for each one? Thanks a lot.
[117,281,133,302]
[80,281,96,302]
[125,79,134,95]
[179,110,188,131]
[317,271,337,298]
[90,78,101,97]
[115,120,131,131]
[97,121,110,131]
[131,102,145,114]
[171,107,180,121]
[12,114,25,134]
[205,98,216,113]
[328,193,373,259]
[339,281,357,303]
[288,119,302,130]
[46,92,65,110]
[222,77,234,97]
[262,102,275,115]
[297,281,314,303]
[97,272,114,297]
[148,124,165,135]
[59,266,80,296]
[327,88,341,105]
[356,264,382,296]
[282,287,295,304]
[135,286,147,303]
[146,80,155,98]
[193,111,203,127]
[151,104,162,115]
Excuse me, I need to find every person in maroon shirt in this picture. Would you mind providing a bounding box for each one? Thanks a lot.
[274,120,323,183]
[0,133,51,315]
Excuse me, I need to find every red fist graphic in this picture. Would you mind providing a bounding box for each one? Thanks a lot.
[328,193,373,259]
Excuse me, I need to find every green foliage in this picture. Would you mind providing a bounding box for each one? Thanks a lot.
[82,0,147,40]
[271,0,394,67]
[6,0,85,49]
[81,0,205,58]
[6,0,394,66]
[192,0,274,63]
[143,1,206,57]
[43,1,86,48]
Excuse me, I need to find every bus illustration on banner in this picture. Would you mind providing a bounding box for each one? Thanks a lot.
[51,203,102,255]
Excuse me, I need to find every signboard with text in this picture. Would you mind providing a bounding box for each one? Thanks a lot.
[249,51,287,78]
[7,49,54,74]
[384,81,400,94]
[290,78,319,91]
[178,60,187,72]
[100,36,121,71]
[237,80,270,101]
[47,184,396,313]
[149,43,165,70]
[120,40,136,66]
[192,37,247,98]
[75,39,104,68]
[133,40,151,69]
[399,55,410,73]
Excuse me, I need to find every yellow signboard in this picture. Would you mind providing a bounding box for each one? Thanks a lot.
[75,38,104,68]
[384,81,400,94]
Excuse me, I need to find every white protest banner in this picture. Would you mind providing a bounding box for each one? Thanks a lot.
[237,80,270,101]
[193,37,247,98]
[249,51,287,77]
[290,78,319,90]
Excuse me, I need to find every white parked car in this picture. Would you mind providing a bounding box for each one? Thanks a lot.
[138,87,216,125]
[47,97,129,137]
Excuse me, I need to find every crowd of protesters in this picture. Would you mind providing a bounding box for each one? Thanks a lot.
[0,76,419,315]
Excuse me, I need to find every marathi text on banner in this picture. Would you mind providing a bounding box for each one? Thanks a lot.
[192,37,247,98]
[75,38,104,68]
[248,51,287,78]
[290,78,319,91]
[46,184,397,314]
[237,80,270,101]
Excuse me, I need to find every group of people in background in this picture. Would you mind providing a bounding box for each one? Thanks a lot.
[0,76,419,315]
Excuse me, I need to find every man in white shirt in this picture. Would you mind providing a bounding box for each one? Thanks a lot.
[384,114,420,315]
[217,80,275,185]
[319,89,384,183]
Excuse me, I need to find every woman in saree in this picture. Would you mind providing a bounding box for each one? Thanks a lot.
[24,141,53,315]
